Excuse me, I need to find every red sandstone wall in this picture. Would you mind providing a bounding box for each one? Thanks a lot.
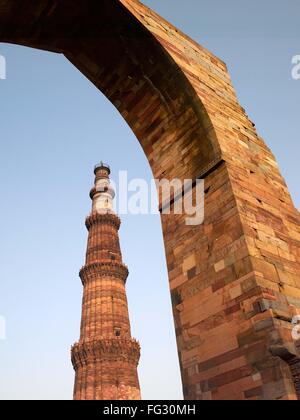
[121,0,300,400]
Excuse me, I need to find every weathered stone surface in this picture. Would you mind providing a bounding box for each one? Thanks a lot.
[1,0,300,400]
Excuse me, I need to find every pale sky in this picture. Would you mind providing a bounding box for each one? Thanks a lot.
[0,0,299,400]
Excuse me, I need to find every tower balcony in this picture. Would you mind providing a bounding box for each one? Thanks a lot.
[85,212,121,230]
[71,337,140,370]
[79,261,129,285]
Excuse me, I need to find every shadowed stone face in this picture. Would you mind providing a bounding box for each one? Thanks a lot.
[1,0,300,401]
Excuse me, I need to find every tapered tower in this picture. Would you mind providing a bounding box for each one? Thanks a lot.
[71,163,141,400]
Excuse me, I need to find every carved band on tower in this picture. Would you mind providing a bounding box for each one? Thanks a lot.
[71,163,141,400]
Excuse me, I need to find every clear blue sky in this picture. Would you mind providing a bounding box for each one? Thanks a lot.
[0,0,299,400]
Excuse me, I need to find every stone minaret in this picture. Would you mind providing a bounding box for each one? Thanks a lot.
[71,163,141,400]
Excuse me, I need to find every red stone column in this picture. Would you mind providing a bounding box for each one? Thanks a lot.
[71,164,141,400]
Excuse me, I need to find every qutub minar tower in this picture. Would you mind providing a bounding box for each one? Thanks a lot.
[71,163,141,400]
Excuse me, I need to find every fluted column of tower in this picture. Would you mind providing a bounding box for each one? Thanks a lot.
[71,163,141,400]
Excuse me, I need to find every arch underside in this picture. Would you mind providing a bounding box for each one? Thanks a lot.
[0,0,220,182]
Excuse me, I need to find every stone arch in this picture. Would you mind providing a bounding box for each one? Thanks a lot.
[0,0,221,182]
[1,0,300,401]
